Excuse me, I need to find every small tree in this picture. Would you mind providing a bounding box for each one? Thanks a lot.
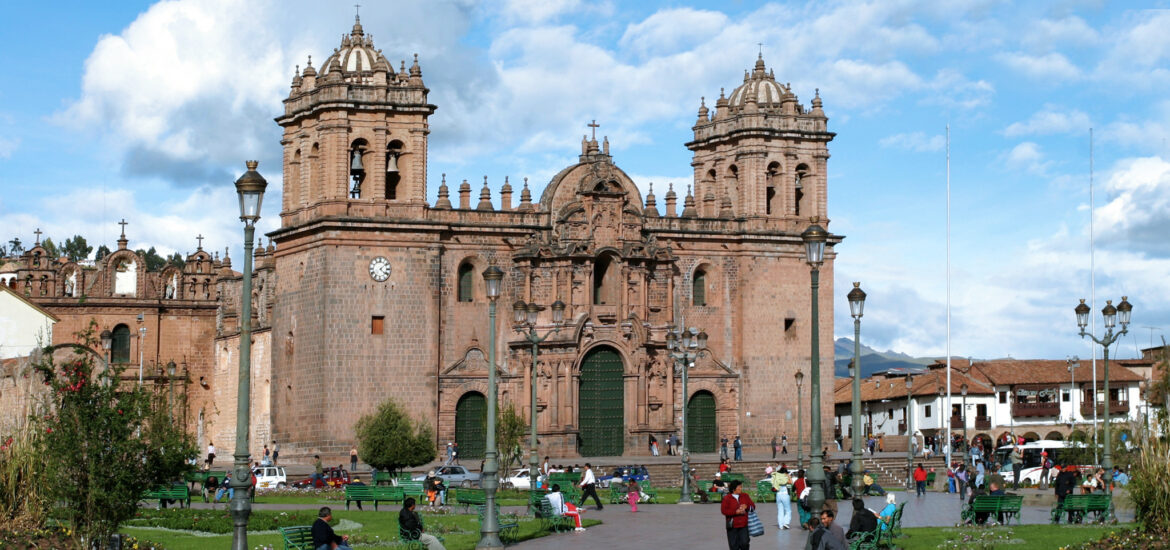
[496,404,528,468]
[94,245,111,262]
[40,237,61,260]
[32,322,196,548]
[354,398,435,474]
[62,235,94,263]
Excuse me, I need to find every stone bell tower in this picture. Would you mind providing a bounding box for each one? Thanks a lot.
[276,14,436,228]
[686,54,834,225]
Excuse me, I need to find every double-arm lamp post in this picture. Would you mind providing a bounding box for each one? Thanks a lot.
[847,282,866,498]
[1075,296,1132,498]
[512,299,565,498]
[231,161,267,550]
[478,266,505,549]
[801,222,829,515]
[665,326,707,503]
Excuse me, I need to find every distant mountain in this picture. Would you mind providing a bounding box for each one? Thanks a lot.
[833,337,935,378]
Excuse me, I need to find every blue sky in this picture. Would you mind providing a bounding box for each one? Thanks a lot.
[1,0,1168,360]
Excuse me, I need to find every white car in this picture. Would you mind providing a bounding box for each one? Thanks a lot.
[501,468,536,490]
[252,466,287,489]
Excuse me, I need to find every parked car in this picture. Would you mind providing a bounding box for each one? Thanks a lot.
[292,466,351,488]
[412,465,481,488]
[252,466,287,489]
[500,468,537,490]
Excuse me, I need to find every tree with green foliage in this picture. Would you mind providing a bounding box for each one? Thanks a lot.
[31,321,196,548]
[40,237,60,259]
[135,247,167,271]
[94,245,111,262]
[7,237,25,256]
[354,398,436,474]
[167,252,186,269]
[61,235,94,263]
[496,404,529,468]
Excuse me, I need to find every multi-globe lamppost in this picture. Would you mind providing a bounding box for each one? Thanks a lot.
[847,282,866,497]
[230,160,267,550]
[801,222,829,514]
[478,266,505,549]
[512,298,565,501]
[665,326,707,503]
[1075,296,1132,500]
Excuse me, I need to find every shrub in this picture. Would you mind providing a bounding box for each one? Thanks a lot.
[0,428,51,530]
[354,398,436,474]
[1128,428,1170,533]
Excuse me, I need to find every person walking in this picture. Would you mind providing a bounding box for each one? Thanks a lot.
[720,480,755,550]
[956,464,969,501]
[913,463,928,497]
[312,455,324,488]
[1010,445,1024,489]
[451,442,459,464]
[579,463,604,510]
[350,446,359,473]
[721,436,730,461]
[771,466,792,529]
[1039,451,1052,489]
[781,433,788,454]
[444,442,454,465]
[733,435,743,461]
[650,434,659,457]
[771,436,778,460]
[271,441,280,464]
[205,441,216,469]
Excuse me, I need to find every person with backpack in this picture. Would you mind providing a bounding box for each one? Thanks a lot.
[1039,452,1053,489]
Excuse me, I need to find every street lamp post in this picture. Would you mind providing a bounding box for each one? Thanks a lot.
[478,266,505,550]
[230,160,267,550]
[1067,356,1080,431]
[1075,296,1132,501]
[960,383,968,466]
[665,326,707,503]
[847,282,866,498]
[796,370,804,471]
[167,360,177,413]
[904,375,914,490]
[801,222,829,514]
[101,329,113,370]
[512,299,565,502]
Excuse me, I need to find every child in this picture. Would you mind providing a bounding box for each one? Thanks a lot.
[627,479,640,512]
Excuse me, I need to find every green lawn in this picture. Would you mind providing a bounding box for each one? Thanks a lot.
[122,509,600,550]
[897,524,1132,549]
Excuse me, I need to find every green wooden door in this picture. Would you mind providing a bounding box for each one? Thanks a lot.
[455,392,486,459]
[687,391,717,453]
[578,347,624,456]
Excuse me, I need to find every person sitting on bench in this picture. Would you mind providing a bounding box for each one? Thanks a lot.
[546,484,584,532]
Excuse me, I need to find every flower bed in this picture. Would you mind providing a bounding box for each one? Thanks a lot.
[125,509,334,534]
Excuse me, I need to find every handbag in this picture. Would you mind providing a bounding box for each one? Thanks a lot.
[747,510,764,537]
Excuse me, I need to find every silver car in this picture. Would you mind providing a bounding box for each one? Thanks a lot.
[413,465,482,488]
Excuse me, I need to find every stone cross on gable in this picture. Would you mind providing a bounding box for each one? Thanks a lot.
[118,218,128,237]
[588,120,600,141]
[34,228,42,246]
[196,234,204,250]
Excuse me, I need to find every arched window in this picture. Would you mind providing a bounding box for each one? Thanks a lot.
[111,324,131,363]
[291,149,303,205]
[349,138,369,199]
[794,164,808,216]
[309,143,321,200]
[766,162,781,216]
[386,139,404,200]
[693,268,707,306]
[457,262,474,302]
[593,254,618,305]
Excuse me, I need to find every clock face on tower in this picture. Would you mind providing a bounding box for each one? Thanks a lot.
[369,257,391,282]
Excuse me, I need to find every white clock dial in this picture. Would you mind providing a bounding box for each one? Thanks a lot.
[369,257,391,282]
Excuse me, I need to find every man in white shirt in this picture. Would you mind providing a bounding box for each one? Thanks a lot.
[546,484,584,531]
[578,463,604,510]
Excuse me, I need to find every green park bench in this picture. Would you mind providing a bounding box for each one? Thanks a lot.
[889,502,906,537]
[925,471,936,489]
[607,484,626,504]
[397,480,426,500]
[278,526,313,550]
[847,521,893,550]
[1051,493,1113,524]
[344,485,403,511]
[537,496,576,532]
[141,484,190,509]
[639,479,659,503]
[456,488,486,512]
[693,480,716,503]
[478,504,519,543]
[961,495,1023,526]
[397,514,443,550]
[373,471,394,485]
[722,472,746,483]
[755,480,774,503]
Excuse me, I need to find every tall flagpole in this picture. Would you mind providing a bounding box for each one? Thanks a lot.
[1089,128,1099,464]
[945,124,953,480]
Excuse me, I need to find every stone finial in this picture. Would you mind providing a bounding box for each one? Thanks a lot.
[434,173,452,209]
[477,176,494,211]
[303,55,315,75]
[602,136,609,155]
[222,247,231,269]
[681,185,697,218]
[664,182,678,218]
[410,53,421,77]
[811,88,824,115]
[697,97,709,122]
[644,182,660,217]
[351,11,364,37]
[458,178,472,209]
[500,176,513,211]
[517,177,534,212]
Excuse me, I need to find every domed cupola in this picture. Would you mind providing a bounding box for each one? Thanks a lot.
[319,14,393,82]
[726,54,788,111]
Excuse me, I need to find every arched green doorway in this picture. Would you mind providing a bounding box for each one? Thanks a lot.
[687,390,717,452]
[455,392,486,459]
[578,347,624,456]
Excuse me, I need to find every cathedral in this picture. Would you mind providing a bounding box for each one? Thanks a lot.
[2,16,839,462]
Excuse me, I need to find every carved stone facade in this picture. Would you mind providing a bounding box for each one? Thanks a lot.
[268,18,840,461]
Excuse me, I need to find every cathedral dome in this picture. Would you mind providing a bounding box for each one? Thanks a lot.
[727,55,787,109]
[319,16,391,77]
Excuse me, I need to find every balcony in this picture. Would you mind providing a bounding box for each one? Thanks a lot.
[950,415,964,428]
[1012,402,1061,417]
[1081,401,1130,417]
[974,416,992,430]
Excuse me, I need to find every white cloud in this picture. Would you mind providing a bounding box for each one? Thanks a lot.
[1022,16,1100,49]
[1095,156,1170,256]
[1004,106,1091,137]
[1100,100,1170,154]
[618,8,728,59]
[497,0,613,24]
[995,51,1082,81]
[1094,10,1170,89]
[923,68,994,110]
[0,136,18,159]
[879,132,945,152]
[1005,141,1051,176]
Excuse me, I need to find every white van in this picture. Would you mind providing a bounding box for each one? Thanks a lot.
[252,465,287,489]
[994,441,1089,484]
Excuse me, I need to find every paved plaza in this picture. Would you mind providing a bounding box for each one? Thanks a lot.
[512,491,1135,549]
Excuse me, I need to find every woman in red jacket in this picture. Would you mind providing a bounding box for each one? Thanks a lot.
[721,480,756,550]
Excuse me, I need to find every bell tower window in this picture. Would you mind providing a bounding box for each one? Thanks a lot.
[386,140,403,200]
[457,262,474,303]
[766,162,780,216]
[693,269,707,306]
[349,138,369,199]
[794,164,808,217]
[593,254,619,305]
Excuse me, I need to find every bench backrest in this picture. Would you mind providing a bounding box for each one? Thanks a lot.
[458,488,486,501]
[374,487,404,500]
[345,485,375,498]
[279,526,314,550]
[722,473,746,482]
[399,481,424,491]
